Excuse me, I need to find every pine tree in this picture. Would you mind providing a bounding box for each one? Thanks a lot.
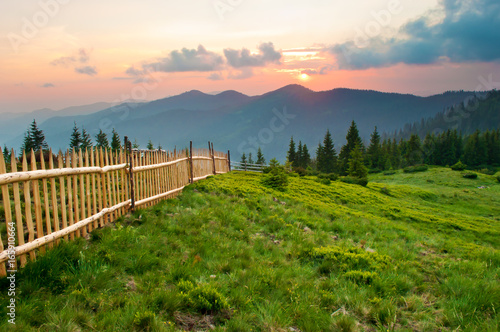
[241,153,247,164]
[348,143,368,179]
[3,145,10,164]
[390,138,401,169]
[69,122,82,150]
[287,136,296,165]
[248,152,254,164]
[319,129,337,173]
[296,141,303,168]
[464,130,487,167]
[147,139,154,150]
[422,133,435,165]
[366,126,381,169]
[132,139,140,149]
[302,144,311,168]
[256,147,265,165]
[157,143,163,150]
[95,130,109,150]
[316,143,324,171]
[21,119,49,153]
[111,129,121,151]
[405,134,423,166]
[339,121,363,175]
[80,127,93,150]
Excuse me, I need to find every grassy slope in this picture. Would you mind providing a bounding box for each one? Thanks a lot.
[0,168,499,331]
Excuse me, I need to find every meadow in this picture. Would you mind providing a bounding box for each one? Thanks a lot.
[0,167,498,331]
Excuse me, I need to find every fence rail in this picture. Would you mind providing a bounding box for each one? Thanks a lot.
[231,161,268,173]
[0,140,229,276]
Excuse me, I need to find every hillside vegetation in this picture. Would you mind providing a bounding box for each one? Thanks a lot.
[1,168,499,331]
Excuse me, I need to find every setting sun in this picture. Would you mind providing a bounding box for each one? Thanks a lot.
[300,73,309,80]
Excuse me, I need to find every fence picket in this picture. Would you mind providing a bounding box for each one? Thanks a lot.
[11,150,26,266]
[40,151,52,249]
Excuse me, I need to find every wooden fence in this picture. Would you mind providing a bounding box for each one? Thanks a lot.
[231,161,268,173]
[0,140,229,276]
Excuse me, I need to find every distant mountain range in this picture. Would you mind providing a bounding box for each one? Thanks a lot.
[3,84,490,161]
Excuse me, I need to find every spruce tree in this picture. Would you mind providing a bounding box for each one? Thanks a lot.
[348,143,368,179]
[95,130,109,150]
[366,126,381,169]
[81,127,93,150]
[405,134,423,166]
[302,144,311,168]
[132,139,140,149]
[111,129,121,151]
[21,119,49,153]
[241,153,247,164]
[256,147,265,165]
[3,145,10,164]
[316,143,324,172]
[390,138,401,169]
[320,129,337,173]
[69,122,82,150]
[147,139,154,150]
[422,133,435,165]
[248,152,254,164]
[287,136,296,165]
[296,141,303,168]
[339,121,363,175]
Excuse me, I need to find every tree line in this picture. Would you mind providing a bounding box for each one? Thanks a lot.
[285,121,500,174]
[1,120,167,163]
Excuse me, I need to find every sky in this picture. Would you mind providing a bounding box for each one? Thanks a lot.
[0,0,499,113]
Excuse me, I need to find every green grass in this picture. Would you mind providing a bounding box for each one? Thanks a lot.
[1,167,499,331]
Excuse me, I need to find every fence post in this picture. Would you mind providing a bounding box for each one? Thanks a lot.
[189,141,194,183]
[227,150,231,172]
[211,142,216,175]
[124,137,135,212]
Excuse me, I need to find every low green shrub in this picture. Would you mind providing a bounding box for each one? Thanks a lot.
[368,168,382,174]
[133,310,156,330]
[315,178,331,185]
[383,170,396,176]
[344,270,378,284]
[497,175,500,183]
[178,280,229,314]
[261,158,289,191]
[403,164,428,173]
[462,172,478,179]
[317,173,338,181]
[306,246,390,272]
[478,168,496,175]
[341,176,368,187]
[294,167,307,177]
[380,187,391,196]
[451,160,467,171]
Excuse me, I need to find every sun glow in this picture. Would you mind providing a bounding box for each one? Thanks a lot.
[300,73,309,81]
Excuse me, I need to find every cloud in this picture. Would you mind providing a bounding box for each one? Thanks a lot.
[224,42,282,68]
[41,83,55,88]
[75,66,98,76]
[51,48,98,75]
[328,0,500,70]
[139,45,224,73]
[301,66,331,75]
[207,73,224,81]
